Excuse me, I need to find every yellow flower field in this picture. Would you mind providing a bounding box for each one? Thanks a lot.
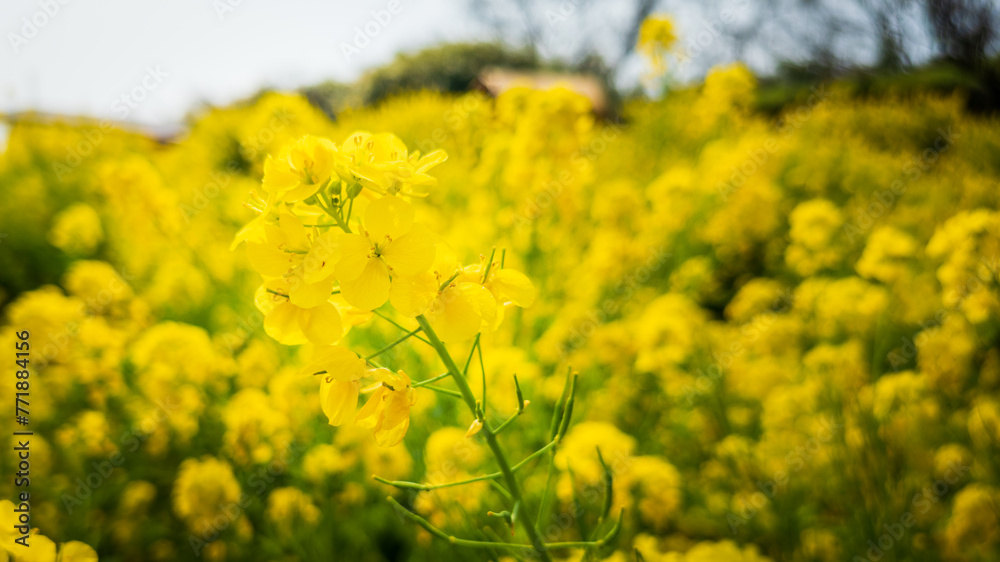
[1,60,999,562]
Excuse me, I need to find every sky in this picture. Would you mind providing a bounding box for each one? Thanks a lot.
[1,0,494,126]
[0,0,940,127]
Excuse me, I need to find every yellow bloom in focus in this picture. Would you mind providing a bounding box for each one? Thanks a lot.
[356,368,416,447]
[389,252,533,342]
[391,267,496,342]
[247,211,342,306]
[339,131,447,197]
[336,197,435,310]
[424,282,497,342]
[255,279,343,346]
[300,345,367,426]
[481,264,537,327]
[262,135,339,202]
[245,212,308,277]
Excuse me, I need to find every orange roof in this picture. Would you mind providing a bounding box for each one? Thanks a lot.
[474,68,608,114]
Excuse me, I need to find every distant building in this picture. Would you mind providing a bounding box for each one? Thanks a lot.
[471,68,609,116]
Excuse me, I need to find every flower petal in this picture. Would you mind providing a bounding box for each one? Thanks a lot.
[262,154,300,194]
[289,273,336,308]
[231,215,267,250]
[462,282,498,331]
[381,224,435,277]
[264,301,308,345]
[389,272,438,317]
[490,269,537,307]
[374,389,412,447]
[320,379,359,426]
[300,344,365,380]
[335,234,373,282]
[277,211,310,250]
[355,386,388,429]
[302,231,342,283]
[246,225,295,278]
[425,283,488,343]
[298,301,344,345]
[340,258,390,311]
[365,196,414,242]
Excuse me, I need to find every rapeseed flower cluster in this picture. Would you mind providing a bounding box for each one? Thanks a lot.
[0,20,998,558]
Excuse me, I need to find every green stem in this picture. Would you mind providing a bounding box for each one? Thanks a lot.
[318,190,350,234]
[414,315,553,561]
[491,411,519,434]
[423,385,463,398]
[489,479,513,502]
[365,327,422,360]
[439,271,461,292]
[387,497,528,550]
[412,372,451,388]
[478,339,487,415]
[481,247,497,283]
[331,207,352,234]
[463,335,480,376]
[375,438,557,491]
[373,309,432,345]
[386,498,621,553]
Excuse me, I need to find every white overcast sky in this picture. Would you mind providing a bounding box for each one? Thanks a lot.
[0,0,939,126]
[1,0,498,125]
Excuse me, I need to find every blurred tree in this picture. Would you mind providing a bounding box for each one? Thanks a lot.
[927,0,997,68]
[302,42,542,116]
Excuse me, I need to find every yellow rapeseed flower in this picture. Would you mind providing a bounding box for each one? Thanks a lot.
[355,368,416,447]
[336,197,435,310]
[300,345,367,426]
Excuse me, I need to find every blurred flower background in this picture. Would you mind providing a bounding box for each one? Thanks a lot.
[2,1,1000,561]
